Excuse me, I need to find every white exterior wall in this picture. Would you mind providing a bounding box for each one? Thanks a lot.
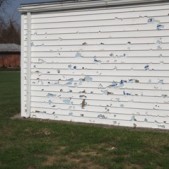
[22,2,169,129]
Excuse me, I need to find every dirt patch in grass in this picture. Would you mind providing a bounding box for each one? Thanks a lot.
[1,126,13,136]
[42,149,102,169]
[27,166,36,169]
[24,128,52,136]
[67,154,102,169]
[11,113,22,120]
[42,146,67,166]
[125,164,142,169]
[42,155,59,166]
[79,150,101,157]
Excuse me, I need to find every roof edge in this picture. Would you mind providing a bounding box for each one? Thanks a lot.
[19,0,169,13]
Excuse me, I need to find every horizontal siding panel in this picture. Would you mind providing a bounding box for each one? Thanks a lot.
[28,50,169,58]
[30,112,169,129]
[30,91,169,104]
[29,80,169,90]
[28,15,168,27]
[29,98,169,117]
[30,85,169,96]
[30,74,169,82]
[29,63,169,71]
[25,37,169,45]
[30,101,169,113]
[26,12,169,24]
[28,4,169,19]
[28,44,169,52]
[30,69,169,77]
[24,24,169,35]
[29,74,169,84]
[30,97,169,110]
[30,18,168,30]
[29,104,169,122]
[30,30,169,40]
[32,103,168,118]
[29,57,169,64]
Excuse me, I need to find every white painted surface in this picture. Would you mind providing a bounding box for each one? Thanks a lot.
[21,14,28,117]
[21,2,169,129]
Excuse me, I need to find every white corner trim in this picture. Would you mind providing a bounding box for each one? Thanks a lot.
[21,14,26,117]
[27,12,31,117]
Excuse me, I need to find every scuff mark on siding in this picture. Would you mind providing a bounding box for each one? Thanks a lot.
[98,114,107,119]
[157,24,164,30]
[94,56,101,63]
[63,98,72,105]
[75,52,83,58]
[47,93,56,98]
[81,99,87,109]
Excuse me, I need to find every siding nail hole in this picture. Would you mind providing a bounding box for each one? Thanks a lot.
[35,111,40,113]
[69,112,73,116]
[147,17,154,23]
[113,121,117,125]
[82,42,87,45]
[133,123,137,128]
[109,53,114,57]
[81,90,86,93]
[94,56,101,63]
[98,114,106,119]
[144,118,148,122]
[162,94,167,98]
[123,91,131,96]
[68,64,72,69]
[144,65,149,70]
[157,24,164,30]
[107,92,113,95]
[79,95,87,98]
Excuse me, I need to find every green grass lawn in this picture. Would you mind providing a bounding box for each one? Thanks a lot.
[0,71,169,169]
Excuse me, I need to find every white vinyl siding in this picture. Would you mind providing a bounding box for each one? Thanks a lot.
[22,2,169,129]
